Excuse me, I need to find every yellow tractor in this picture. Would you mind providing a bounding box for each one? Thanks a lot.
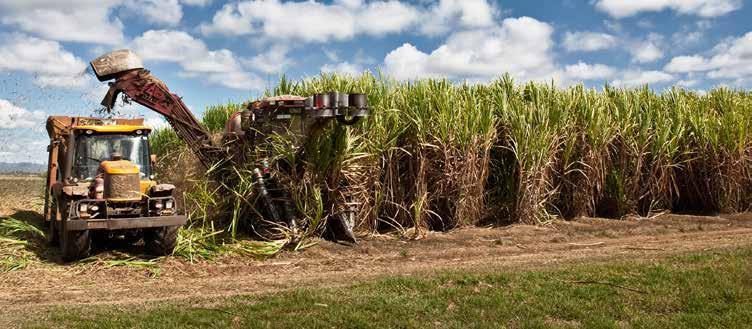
[44,116,186,261]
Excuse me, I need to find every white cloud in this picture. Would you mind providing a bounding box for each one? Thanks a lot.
[383,43,433,80]
[611,70,674,87]
[321,62,365,76]
[677,79,699,87]
[418,0,496,36]
[0,99,45,129]
[0,135,49,163]
[180,0,211,6]
[564,62,617,80]
[0,0,125,45]
[631,43,663,63]
[663,32,752,82]
[323,49,340,62]
[664,55,710,72]
[562,31,617,52]
[199,0,495,42]
[383,17,558,82]
[0,34,89,88]
[630,34,664,63]
[595,0,742,18]
[123,0,183,26]
[357,1,420,36]
[131,30,263,90]
[242,45,294,74]
[144,115,169,130]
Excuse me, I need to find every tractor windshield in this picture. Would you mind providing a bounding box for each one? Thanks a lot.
[72,133,151,181]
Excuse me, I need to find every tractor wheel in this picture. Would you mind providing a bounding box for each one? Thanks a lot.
[46,213,59,246]
[60,228,91,262]
[46,199,61,246]
[144,226,178,256]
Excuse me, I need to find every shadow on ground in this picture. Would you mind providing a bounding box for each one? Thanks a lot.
[2,210,155,265]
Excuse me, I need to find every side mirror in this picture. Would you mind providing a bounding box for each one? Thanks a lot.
[150,154,157,166]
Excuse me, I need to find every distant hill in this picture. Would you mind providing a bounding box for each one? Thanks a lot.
[0,162,46,174]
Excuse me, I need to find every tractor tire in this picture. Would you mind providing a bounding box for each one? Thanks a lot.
[45,217,60,247]
[46,220,59,246]
[46,200,60,246]
[60,228,91,262]
[144,226,178,256]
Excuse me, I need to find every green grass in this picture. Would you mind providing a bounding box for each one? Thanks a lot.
[28,247,752,329]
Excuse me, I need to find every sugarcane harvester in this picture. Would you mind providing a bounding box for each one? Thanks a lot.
[90,50,369,243]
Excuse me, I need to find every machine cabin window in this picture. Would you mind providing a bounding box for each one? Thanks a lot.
[72,133,151,181]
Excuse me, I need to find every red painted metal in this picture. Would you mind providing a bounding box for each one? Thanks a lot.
[103,69,227,170]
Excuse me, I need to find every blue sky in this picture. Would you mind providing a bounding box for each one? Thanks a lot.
[0,0,750,163]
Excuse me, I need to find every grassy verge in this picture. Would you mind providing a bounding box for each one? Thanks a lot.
[28,247,752,329]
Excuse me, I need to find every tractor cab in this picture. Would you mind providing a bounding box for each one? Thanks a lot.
[44,116,185,261]
[71,128,152,182]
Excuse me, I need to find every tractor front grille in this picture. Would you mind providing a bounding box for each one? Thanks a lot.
[104,173,141,200]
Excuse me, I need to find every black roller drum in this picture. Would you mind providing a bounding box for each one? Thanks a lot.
[327,91,340,108]
[338,93,349,107]
[314,93,330,108]
[349,93,367,108]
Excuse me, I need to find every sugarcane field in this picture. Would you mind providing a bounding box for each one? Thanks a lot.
[2,1,752,328]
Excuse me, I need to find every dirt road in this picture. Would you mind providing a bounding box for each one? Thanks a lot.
[1,212,751,315]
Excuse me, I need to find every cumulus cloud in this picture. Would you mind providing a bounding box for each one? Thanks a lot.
[122,0,183,27]
[200,0,419,41]
[0,0,126,45]
[663,32,752,82]
[631,42,663,63]
[180,0,211,6]
[629,34,664,63]
[562,30,666,64]
[0,99,45,129]
[131,30,263,90]
[0,34,89,88]
[383,17,558,82]
[0,135,49,163]
[563,32,617,52]
[677,79,699,87]
[143,115,169,130]
[611,70,674,87]
[664,55,710,72]
[242,45,294,74]
[595,0,742,18]
[199,0,495,41]
[564,62,617,80]
[321,62,365,76]
[418,0,496,36]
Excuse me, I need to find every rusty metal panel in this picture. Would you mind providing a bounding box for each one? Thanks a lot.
[104,173,141,200]
[90,49,144,82]
[66,215,186,231]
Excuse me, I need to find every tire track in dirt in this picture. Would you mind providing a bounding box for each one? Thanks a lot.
[1,213,751,314]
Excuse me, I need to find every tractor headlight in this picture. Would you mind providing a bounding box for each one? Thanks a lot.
[79,203,88,212]
[154,201,163,209]
[165,200,174,209]
[90,205,99,212]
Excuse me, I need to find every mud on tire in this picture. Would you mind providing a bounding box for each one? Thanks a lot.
[60,229,91,262]
[144,226,178,256]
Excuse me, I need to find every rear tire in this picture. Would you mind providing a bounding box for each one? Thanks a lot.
[144,226,178,256]
[60,228,91,262]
